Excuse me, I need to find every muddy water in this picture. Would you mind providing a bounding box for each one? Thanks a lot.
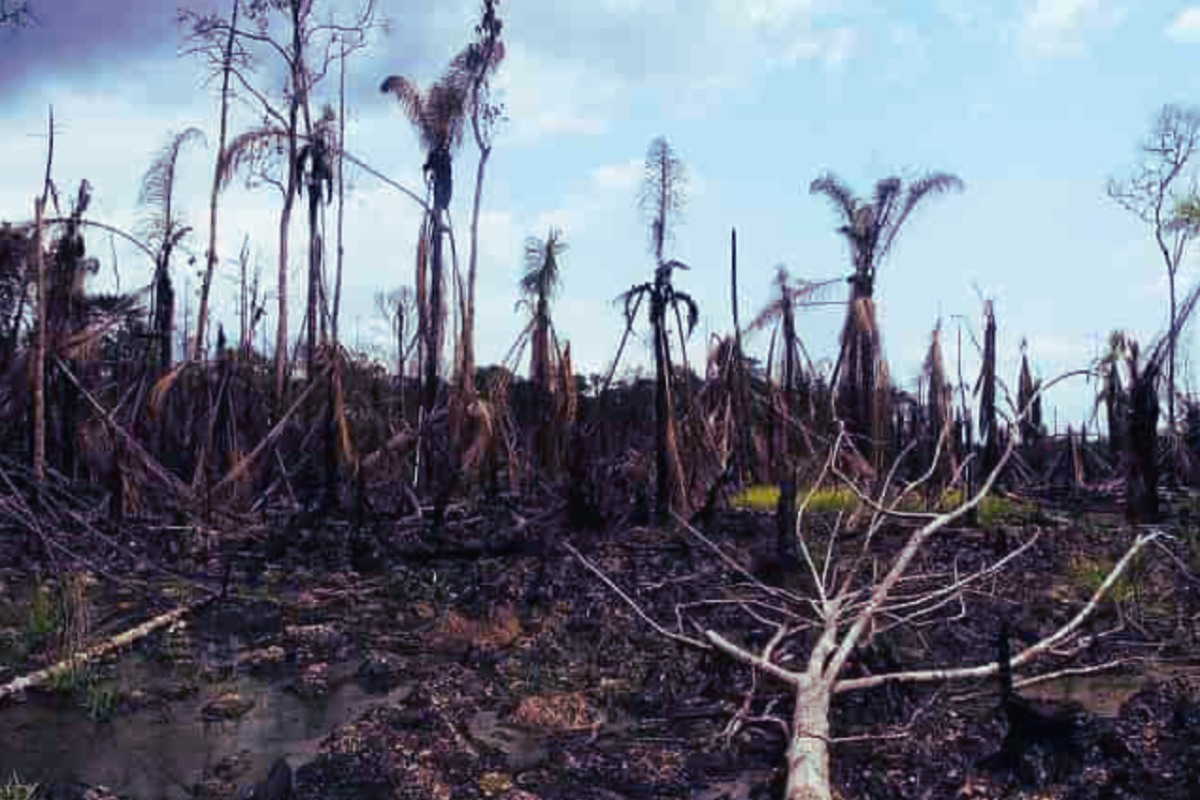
[0,599,411,800]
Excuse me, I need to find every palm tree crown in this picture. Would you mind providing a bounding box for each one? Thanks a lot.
[809,171,963,298]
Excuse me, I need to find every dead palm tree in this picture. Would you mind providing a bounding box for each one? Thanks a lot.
[139,128,203,373]
[617,136,699,521]
[810,171,963,457]
[296,104,336,378]
[922,321,956,496]
[516,227,567,485]
[520,227,567,396]
[1017,340,1043,448]
[747,266,840,454]
[382,46,485,489]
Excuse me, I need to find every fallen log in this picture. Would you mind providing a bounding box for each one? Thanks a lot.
[0,591,216,703]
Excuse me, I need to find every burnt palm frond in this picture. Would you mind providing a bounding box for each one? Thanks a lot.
[381,75,468,157]
[520,227,567,302]
[138,127,205,250]
[638,136,689,260]
[380,75,429,145]
[296,107,336,204]
[880,172,964,260]
[617,283,652,325]
[671,289,700,337]
[870,177,902,239]
[446,39,507,90]
[216,126,287,192]
[810,172,857,223]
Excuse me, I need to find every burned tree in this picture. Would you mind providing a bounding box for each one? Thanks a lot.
[615,136,700,523]
[922,321,956,499]
[518,226,567,486]
[748,266,839,568]
[138,128,203,374]
[1107,103,1200,437]
[296,105,336,377]
[976,299,998,477]
[570,369,1153,800]
[810,170,963,460]
[182,0,381,404]
[459,0,507,387]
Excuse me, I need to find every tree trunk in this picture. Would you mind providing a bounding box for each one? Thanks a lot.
[1169,267,1177,435]
[273,0,307,409]
[1127,371,1160,522]
[463,146,491,388]
[531,295,549,488]
[306,190,320,380]
[653,288,670,523]
[30,196,45,485]
[784,684,833,800]
[730,227,751,484]
[421,212,445,494]
[155,254,175,371]
[332,37,347,347]
[193,0,238,363]
[980,302,998,477]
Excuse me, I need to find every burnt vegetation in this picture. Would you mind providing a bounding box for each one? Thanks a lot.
[2,5,1200,800]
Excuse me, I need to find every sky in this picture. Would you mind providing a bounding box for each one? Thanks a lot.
[2,0,1200,433]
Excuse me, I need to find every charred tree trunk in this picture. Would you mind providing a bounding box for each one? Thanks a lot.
[1107,361,1125,460]
[1126,370,1160,522]
[30,197,45,485]
[979,301,998,477]
[652,297,672,522]
[193,0,238,362]
[652,281,671,523]
[306,189,321,382]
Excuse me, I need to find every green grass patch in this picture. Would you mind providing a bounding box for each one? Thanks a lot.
[729,484,859,514]
[933,490,1036,525]
[1066,554,1138,603]
[729,484,779,511]
[802,486,859,514]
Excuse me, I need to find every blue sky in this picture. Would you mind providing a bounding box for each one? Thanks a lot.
[2,0,1200,431]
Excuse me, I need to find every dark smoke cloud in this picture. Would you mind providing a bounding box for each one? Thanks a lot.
[0,0,472,110]
[0,0,182,102]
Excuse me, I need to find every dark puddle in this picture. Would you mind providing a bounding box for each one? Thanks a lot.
[0,594,408,799]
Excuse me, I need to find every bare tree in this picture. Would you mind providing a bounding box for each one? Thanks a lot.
[460,0,507,387]
[1107,103,1200,436]
[31,196,45,484]
[185,0,240,363]
[568,369,1161,800]
[180,0,380,404]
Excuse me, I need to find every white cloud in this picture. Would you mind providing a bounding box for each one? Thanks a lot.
[1019,0,1126,57]
[1167,8,1200,42]
[493,42,625,146]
